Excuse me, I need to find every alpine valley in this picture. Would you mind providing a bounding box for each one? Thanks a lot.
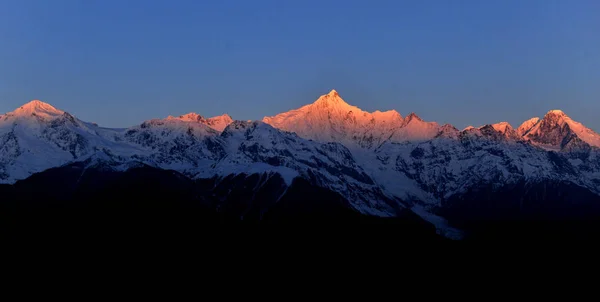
[3,90,600,240]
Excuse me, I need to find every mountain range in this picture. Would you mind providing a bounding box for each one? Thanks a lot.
[3,90,600,240]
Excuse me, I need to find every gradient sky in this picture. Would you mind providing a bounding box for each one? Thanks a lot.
[1,0,599,130]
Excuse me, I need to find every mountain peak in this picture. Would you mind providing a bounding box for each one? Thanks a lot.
[205,114,234,132]
[163,112,233,132]
[12,100,64,118]
[21,99,59,110]
[436,123,460,139]
[517,117,540,136]
[263,89,412,147]
[210,113,233,120]
[524,109,600,149]
[313,89,350,108]
[491,121,513,132]
[404,112,423,123]
[177,112,204,122]
[541,109,572,125]
[545,109,567,117]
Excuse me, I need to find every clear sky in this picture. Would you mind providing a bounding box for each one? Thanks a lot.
[1,0,599,130]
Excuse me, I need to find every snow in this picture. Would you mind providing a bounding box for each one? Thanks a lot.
[437,124,460,139]
[164,112,233,132]
[371,128,567,204]
[491,122,512,133]
[262,89,442,148]
[1,100,62,133]
[203,121,398,215]
[4,96,600,240]
[171,112,203,122]
[388,113,440,142]
[517,117,540,136]
[562,118,600,148]
[524,110,600,148]
[205,114,234,132]
[12,100,64,119]
[411,205,464,240]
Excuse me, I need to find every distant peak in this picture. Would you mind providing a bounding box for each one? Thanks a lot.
[405,112,422,122]
[205,113,234,132]
[178,112,204,122]
[546,109,567,117]
[209,113,233,121]
[491,121,512,128]
[517,117,540,136]
[524,117,540,123]
[542,110,570,123]
[162,112,233,131]
[436,124,460,138]
[21,100,58,110]
[12,99,64,117]
[491,122,513,133]
[27,99,44,105]
[314,89,350,107]
[440,123,458,131]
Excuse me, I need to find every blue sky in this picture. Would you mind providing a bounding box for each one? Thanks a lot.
[1,0,599,130]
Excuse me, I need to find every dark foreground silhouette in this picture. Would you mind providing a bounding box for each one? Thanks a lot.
[3,163,600,241]
[0,165,443,241]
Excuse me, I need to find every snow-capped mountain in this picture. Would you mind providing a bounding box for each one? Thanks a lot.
[121,115,224,171]
[262,90,406,148]
[262,90,447,148]
[522,109,600,151]
[517,117,541,136]
[204,120,397,215]
[261,90,600,232]
[488,122,521,140]
[3,92,600,239]
[166,112,233,132]
[0,100,142,183]
[435,124,460,139]
[374,127,600,201]
[386,113,440,144]
[0,99,397,217]
[0,100,239,183]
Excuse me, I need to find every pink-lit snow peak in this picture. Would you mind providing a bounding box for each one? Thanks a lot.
[164,112,233,132]
[5,96,600,151]
[262,89,443,147]
[517,117,541,136]
[547,109,566,116]
[491,121,513,133]
[11,100,64,118]
[523,109,600,148]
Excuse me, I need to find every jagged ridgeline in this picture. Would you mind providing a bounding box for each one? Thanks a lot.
[2,91,600,240]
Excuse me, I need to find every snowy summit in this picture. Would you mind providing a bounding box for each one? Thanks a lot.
[11,100,64,119]
[262,89,435,148]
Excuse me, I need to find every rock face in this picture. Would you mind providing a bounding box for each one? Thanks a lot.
[2,92,600,239]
